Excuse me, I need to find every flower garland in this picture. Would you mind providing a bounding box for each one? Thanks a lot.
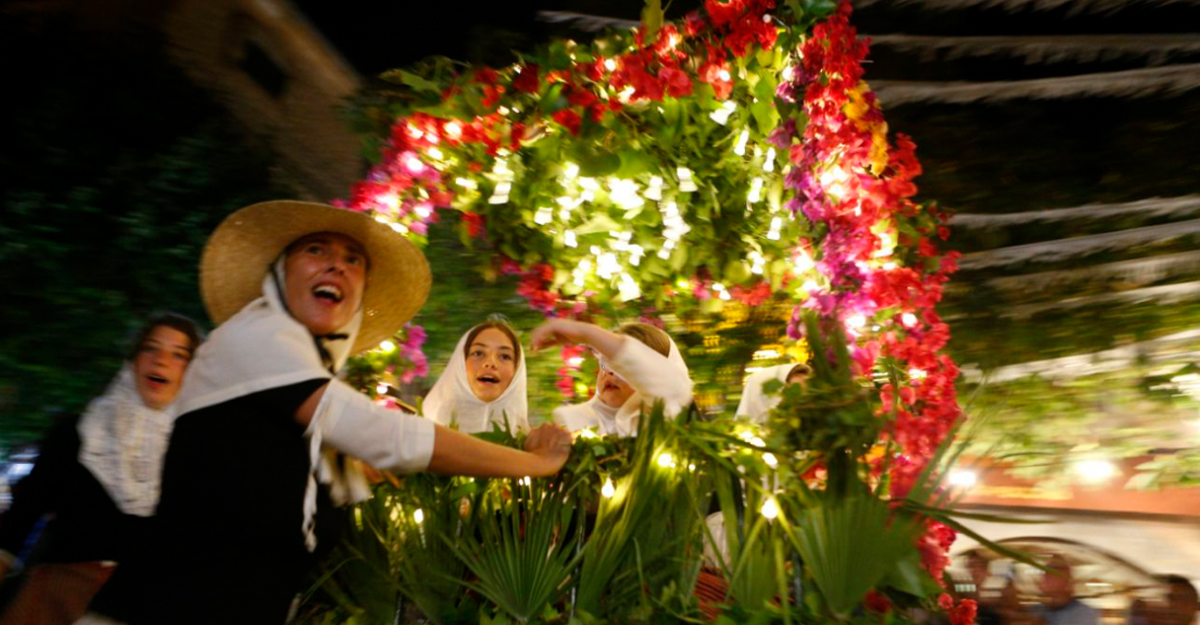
[339,0,967,603]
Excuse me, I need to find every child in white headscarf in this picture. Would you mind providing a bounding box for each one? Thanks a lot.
[423,321,529,434]
[735,363,812,424]
[531,319,692,438]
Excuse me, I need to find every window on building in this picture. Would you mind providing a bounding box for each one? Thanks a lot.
[239,40,288,98]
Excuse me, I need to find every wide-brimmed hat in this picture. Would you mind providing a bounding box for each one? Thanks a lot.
[199,200,431,355]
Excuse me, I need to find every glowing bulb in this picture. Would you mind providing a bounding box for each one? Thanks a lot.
[747,177,764,203]
[601,478,616,498]
[763,453,778,468]
[576,428,598,439]
[734,131,749,156]
[534,207,553,225]
[645,175,663,201]
[901,313,918,328]
[380,340,397,353]
[760,497,779,520]
[847,314,867,329]
[564,230,578,247]
[443,121,463,139]
[567,356,584,367]
[389,222,408,234]
[794,250,815,274]
[413,508,425,524]
[657,452,675,468]
[426,147,444,160]
[717,69,732,82]
[455,177,477,190]
[563,162,580,180]
[403,154,424,174]
[764,147,776,172]
[947,469,977,488]
[604,58,617,72]
[709,100,737,125]
[801,279,819,292]
[618,273,641,302]
[677,167,698,193]
[1075,459,1117,483]
[909,368,927,380]
[376,383,389,395]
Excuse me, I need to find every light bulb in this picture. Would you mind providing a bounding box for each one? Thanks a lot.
[413,508,425,524]
[760,497,779,520]
[601,478,616,498]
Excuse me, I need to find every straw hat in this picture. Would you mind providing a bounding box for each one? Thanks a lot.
[200,200,431,355]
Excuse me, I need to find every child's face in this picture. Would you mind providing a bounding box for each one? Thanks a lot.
[597,361,634,408]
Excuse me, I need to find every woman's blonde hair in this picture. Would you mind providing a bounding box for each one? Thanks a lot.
[616,322,671,358]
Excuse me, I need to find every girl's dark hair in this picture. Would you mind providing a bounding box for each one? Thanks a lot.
[128,312,205,360]
[463,321,521,367]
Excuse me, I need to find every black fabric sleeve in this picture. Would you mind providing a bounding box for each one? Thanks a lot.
[0,415,80,559]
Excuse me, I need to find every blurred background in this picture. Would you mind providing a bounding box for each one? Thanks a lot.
[2,0,1199,620]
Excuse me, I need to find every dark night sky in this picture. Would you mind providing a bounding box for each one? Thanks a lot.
[289,0,702,76]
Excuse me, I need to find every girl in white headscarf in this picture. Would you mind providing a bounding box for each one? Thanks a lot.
[0,313,202,625]
[735,363,812,424]
[423,321,529,434]
[531,319,693,438]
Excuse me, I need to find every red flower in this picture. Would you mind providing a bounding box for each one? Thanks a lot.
[864,590,892,613]
[683,11,707,36]
[551,109,582,136]
[658,67,693,98]
[510,122,526,151]
[512,64,541,94]
[951,600,978,625]
[699,60,733,99]
[473,67,499,85]
[566,86,599,109]
[705,0,745,28]
[462,212,486,239]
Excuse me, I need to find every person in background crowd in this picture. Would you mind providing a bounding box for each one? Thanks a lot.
[535,319,692,438]
[422,320,528,434]
[1028,555,1099,625]
[0,313,203,625]
[1157,575,1199,625]
[735,363,811,424]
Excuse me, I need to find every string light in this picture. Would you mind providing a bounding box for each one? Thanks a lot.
[618,273,641,301]
[734,131,750,156]
[454,177,477,190]
[601,478,616,498]
[747,177,764,203]
[375,383,389,395]
[389,222,409,235]
[564,230,578,248]
[604,58,617,72]
[657,452,675,468]
[563,162,580,181]
[609,178,645,209]
[764,147,777,172]
[645,176,664,201]
[443,121,463,139]
[794,249,815,274]
[760,497,779,520]
[901,313,918,328]
[413,508,425,524]
[677,167,698,193]
[767,216,782,241]
[909,368,927,380]
[379,340,397,353]
[709,100,737,125]
[847,314,867,329]
[488,181,511,204]
[596,252,620,279]
[425,147,444,160]
[534,207,553,225]
[763,452,778,468]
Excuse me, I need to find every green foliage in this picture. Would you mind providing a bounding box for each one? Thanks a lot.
[0,12,285,444]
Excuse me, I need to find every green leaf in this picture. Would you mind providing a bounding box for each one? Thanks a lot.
[641,0,664,43]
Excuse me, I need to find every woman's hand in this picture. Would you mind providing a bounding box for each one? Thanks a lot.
[523,423,573,476]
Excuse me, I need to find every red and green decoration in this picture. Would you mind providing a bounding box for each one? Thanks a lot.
[335,0,968,622]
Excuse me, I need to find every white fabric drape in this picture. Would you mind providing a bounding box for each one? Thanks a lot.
[553,335,692,438]
[422,326,529,434]
[735,364,801,424]
[77,365,174,517]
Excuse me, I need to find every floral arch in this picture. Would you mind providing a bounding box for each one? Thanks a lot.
[323,1,971,623]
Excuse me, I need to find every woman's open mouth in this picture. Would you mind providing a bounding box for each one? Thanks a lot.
[313,284,344,303]
[476,374,501,385]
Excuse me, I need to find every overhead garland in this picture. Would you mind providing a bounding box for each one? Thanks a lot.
[339,0,963,609]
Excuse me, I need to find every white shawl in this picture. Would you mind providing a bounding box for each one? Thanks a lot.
[422,326,529,434]
[552,335,692,438]
[173,260,369,551]
[77,365,174,517]
[735,364,801,424]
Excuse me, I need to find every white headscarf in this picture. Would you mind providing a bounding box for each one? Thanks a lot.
[553,333,692,438]
[77,364,174,517]
[174,258,368,551]
[423,324,528,434]
[735,364,802,424]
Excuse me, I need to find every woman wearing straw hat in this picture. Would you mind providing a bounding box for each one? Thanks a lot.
[87,201,572,625]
